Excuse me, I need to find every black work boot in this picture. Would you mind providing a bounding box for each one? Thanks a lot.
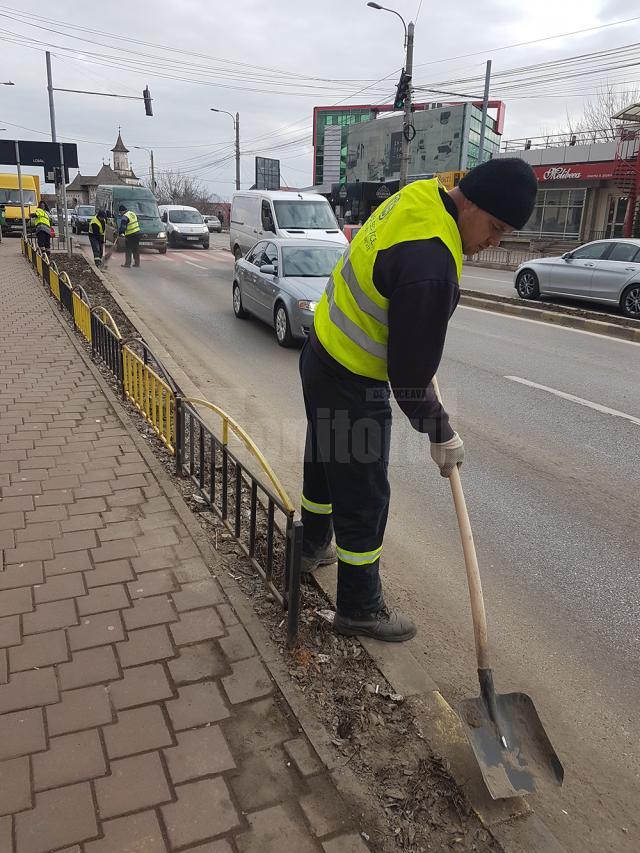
[333,606,417,643]
[301,541,336,575]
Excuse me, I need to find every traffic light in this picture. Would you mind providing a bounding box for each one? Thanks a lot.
[143,86,153,117]
[394,70,412,111]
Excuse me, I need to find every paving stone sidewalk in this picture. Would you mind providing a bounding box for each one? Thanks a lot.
[0,240,370,853]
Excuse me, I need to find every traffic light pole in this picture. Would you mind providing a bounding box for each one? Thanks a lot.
[399,21,414,189]
[46,51,66,249]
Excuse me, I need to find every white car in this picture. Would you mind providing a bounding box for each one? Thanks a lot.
[159,204,209,249]
[229,190,347,260]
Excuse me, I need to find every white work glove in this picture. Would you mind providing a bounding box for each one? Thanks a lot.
[430,432,464,478]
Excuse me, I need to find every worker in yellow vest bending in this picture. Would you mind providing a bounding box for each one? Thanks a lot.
[118,203,142,268]
[299,158,538,642]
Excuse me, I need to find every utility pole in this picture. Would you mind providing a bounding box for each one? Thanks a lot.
[477,59,492,165]
[150,149,156,194]
[399,21,414,188]
[235,112,240,191]
[14,141,27,240]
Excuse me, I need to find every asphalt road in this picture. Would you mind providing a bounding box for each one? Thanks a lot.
[97,238,639,852]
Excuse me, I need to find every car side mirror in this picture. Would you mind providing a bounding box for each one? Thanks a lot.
[260,264,276,275]
[562,252,573,260]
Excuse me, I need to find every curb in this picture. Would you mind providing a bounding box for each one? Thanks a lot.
[69,251,569,853]
[459,288,640,344]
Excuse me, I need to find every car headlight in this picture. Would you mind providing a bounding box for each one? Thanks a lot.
[298,300,317,312]
[158,231,166,239]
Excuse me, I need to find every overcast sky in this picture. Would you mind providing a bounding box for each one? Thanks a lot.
[0,0,638,199]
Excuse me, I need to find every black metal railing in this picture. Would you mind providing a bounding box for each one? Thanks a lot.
[91,309,123,383]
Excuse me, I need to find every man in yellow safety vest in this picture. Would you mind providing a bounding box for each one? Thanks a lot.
[88,210,107,267]
[30,200,52,251]
[118,203,142,268]
[299,158,538,642]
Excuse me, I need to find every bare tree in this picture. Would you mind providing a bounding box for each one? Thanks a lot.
[147,169,222,209]
[557,84,640,142]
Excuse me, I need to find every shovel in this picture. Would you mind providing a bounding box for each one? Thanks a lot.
[432,376,564,800]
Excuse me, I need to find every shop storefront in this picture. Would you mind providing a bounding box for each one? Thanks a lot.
[516,161,626,244]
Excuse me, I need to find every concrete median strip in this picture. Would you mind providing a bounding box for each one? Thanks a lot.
[460,288,640,344]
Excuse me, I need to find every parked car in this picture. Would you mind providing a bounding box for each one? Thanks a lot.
[159,205,209,249]
[230,190,347,260]
[514,239,640,319]
[232,239,345,346]
[72,205,95,234]
[204,215,222,233]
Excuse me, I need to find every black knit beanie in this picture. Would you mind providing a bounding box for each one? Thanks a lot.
[458,158,538,230]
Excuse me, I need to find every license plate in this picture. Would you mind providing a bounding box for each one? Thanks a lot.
[187,236,199,241]
[140,241,152,247]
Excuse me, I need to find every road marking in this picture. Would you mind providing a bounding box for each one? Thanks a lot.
[184,260,208,270]
[462,274,512,285]
[505,376,640,427]
[457,304,640,347]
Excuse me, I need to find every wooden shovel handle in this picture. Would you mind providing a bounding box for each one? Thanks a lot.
[432,377,490,670]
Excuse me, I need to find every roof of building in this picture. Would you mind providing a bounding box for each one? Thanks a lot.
[66,164,126,190]
[111,131,129,153]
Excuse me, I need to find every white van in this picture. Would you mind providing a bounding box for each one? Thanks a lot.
[158,205,209,249]
[230,190,346,259]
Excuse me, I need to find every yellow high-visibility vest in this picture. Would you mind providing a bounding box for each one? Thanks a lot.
[122,210,141,236]
[31,207,51,230]
[314,179,463,381]
[88,215,104,235]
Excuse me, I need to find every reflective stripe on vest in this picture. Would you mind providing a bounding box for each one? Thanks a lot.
[124,210,141,236]
[314,179,463,382]
[89,216,104,235]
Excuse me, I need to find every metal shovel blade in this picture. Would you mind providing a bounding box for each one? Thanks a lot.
[456,691,564,799]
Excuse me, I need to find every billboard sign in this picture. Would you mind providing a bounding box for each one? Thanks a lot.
[532,161,616,182]
[255,156,280,190]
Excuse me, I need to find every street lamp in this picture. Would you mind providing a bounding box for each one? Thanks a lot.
[367,2,414,187]
[210,108,240,191]
[133,145,156,195]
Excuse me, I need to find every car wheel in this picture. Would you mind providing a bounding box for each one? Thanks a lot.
[620,282,640,319]
[516,269,540,300]
[233,245,243,261]
[203,242,210,250]
[233,283,248,318]
[158,246,167,255]
[274,302,294,347]
[169,232,178,249]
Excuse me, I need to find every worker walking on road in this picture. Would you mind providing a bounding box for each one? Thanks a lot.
[88,209,107,267]
[299,158,538,642]
[118,203,141,268]
[30,200,52,251]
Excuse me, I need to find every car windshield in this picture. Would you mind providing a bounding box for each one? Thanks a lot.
[124,200,159,219]
[273,200,337,230]
[169,210,202,224]
[77,206,94,216]
[282,246,344,278]
[0,189,37,205]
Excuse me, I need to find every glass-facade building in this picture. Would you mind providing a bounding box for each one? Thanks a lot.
[313,106,375,187]
[313,102,504,186]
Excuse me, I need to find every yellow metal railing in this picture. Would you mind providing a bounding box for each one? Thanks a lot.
[183,397,295,513]
[36,251,43,276]
[122,347,175,452]
[72,290,92,343]
[49,263,60,301]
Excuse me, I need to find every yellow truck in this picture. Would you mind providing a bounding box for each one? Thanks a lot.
[0,173,41,235]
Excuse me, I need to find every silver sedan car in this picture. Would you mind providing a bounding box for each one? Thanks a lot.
[514,238,640,319]
[232,239,345,346]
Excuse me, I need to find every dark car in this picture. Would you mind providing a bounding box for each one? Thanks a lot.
[72,205,96,234]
